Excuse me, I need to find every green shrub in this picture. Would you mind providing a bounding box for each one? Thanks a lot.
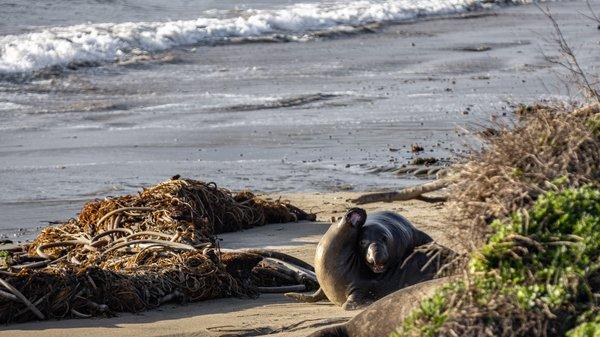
[568,314,600,337]
[587,115,600,136]
[394,187,600,337]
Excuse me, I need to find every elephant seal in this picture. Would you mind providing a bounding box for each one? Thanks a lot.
[288,208,437,310]
[306,277,452,337]
[358,210,432,275]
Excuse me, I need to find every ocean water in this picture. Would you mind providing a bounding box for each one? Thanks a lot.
[0,0,541,75]
[0,0,564,238]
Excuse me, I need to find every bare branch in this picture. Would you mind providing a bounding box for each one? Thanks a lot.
[538,4,600,104]
[349,179,449,205]
[581,0,600,24]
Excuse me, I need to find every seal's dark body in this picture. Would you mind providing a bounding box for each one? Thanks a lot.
[358,211,434,297]
[314,210,434,309]
[307,278,449,337]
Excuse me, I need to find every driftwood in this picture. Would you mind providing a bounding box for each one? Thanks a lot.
[258,285,306,293]
[285,288,327,303]
[349,179,449,205]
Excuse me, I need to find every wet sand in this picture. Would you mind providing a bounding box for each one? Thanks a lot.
[0,191,458,337]
[3,1,600,239]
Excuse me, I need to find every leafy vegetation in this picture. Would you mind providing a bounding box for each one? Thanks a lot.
[395,186,600,337]
[568,315,600,337]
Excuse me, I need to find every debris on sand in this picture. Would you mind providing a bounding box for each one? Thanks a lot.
[411,157,438,166]
[411,144,424,153]
[0,178,316,324]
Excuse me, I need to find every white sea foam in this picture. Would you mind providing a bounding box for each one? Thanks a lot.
[0,101,27,111]
[0,0,503,75]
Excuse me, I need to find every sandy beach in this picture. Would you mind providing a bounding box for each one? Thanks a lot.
[0,191,457,337]
[2,0,600,336]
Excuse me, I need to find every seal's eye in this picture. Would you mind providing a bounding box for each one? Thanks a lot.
[359,239,370,248]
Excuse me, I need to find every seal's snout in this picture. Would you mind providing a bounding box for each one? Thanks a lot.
[366,242,388,273]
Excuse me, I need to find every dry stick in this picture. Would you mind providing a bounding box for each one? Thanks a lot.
[583,0,600,23]
[350,179,449,205]
[95,207,153,229]
[0,277,45,320]
[263,258,317,283]
[100,239,196,257]
[258,285,306,293]
[415,195,449,203]
[285,288,327,303]
[539,4,600,103]
[421,250,441,272]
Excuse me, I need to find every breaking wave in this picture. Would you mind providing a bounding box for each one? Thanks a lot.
[0,0,537,76]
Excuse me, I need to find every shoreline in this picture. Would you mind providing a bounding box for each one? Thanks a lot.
[3,1,596,235]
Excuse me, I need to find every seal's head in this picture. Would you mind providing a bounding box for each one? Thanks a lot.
[359,223,395,274]
[338,207,367,230]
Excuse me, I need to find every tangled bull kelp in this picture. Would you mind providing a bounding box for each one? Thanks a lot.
[0,178,316,324]
[0,251,252,323]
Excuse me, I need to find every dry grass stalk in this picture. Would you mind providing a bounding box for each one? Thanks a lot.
[447,104,600,245]
[539,4,600,103]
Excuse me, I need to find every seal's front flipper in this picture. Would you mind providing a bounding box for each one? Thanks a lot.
[342,291,372,310]
[285,287,328,303]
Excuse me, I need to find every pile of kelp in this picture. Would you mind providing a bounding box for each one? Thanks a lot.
[393,104,600,337]
[0,178,317,324]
